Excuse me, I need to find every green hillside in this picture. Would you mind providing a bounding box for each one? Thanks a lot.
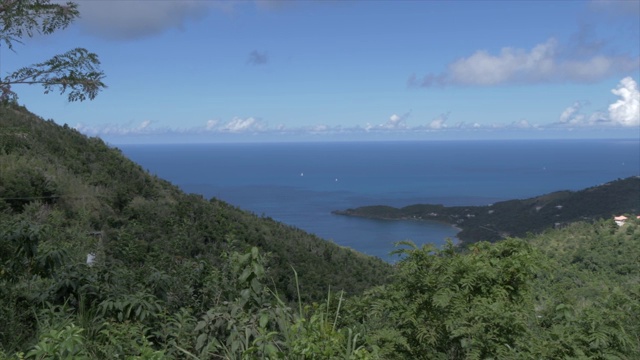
[0,104,391,301]
[334,176,640,244]
[2,104,639,358]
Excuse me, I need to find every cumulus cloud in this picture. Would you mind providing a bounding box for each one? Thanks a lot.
[363,111,411,131]
[608,77,640,126]
[556,77,639,128]
[411,38,639,87]
[429,113,450,129]
[218,117,266,132]
[559,102,586,124]
[378,112,410,130]
[247,50,269,65]
[74,1,223,40]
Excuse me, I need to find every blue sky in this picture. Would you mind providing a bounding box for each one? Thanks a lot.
[4,0,640,143]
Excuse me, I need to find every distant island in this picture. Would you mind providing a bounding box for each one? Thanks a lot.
[333,177,640,245]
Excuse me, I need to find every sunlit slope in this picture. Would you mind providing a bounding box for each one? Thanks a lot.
[0,104,391,302]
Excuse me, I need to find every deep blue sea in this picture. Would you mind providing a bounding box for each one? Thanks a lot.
[119,139,640,262]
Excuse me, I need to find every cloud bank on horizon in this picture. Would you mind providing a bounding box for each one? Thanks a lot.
[76,77,640,139]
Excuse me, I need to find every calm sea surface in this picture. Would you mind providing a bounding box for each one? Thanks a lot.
[119,140,640,262]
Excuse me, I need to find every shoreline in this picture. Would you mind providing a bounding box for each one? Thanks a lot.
[332,210,464,244]
[331,177,640,247]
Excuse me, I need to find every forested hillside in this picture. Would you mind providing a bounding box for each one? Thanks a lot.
[334,176,640,244]
[0,104,391,301]
[0,104,393,356]
[1,104,639,358]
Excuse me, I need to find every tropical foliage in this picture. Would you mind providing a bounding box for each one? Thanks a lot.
[2,105,639,358]
[0,0,106,102]
[1,2,638,357]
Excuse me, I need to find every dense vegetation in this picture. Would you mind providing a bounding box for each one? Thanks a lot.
[334,177,640,244]
[0,104,393,356]
[2,2,639,358]
[2,105,639,359]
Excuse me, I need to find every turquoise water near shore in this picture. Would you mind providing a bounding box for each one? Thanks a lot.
[120,139,640,262]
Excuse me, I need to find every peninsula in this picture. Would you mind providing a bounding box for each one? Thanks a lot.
[333,177,640,244]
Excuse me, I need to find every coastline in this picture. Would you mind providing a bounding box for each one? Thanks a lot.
[332,210,463,243]
[330,176,640,246]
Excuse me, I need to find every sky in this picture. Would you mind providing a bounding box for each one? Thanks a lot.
[2,0,640,143]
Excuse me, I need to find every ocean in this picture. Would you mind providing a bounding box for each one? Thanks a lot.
[119,139,640,262]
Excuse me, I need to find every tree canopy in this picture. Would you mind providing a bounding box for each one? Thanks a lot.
[0,0,105,102]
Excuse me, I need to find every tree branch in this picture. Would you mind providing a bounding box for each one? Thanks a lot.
[0,0,79,49]
[0,1,106,102]
[1,47,106,102]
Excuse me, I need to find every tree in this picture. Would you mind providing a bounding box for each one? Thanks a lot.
[377,239,539,359]
[0,0,105,102]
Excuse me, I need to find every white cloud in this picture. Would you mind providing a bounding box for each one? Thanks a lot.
[138,119,152,130]
[362,112,411,131]
[556,77,639,128]
[381,112,409,129]
[429,113,449,129]
[206,119,219,130]
[389,114,401,124]
[450,40,556,85]
[608,77,640,127]
[412,38,639,87]
[220,117,266,132]
[559,102,586,124]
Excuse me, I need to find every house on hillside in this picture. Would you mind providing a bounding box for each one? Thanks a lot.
[614,215,640,226]
[614,215,628,226]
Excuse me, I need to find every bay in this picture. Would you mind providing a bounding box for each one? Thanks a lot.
[119,139,640,262]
